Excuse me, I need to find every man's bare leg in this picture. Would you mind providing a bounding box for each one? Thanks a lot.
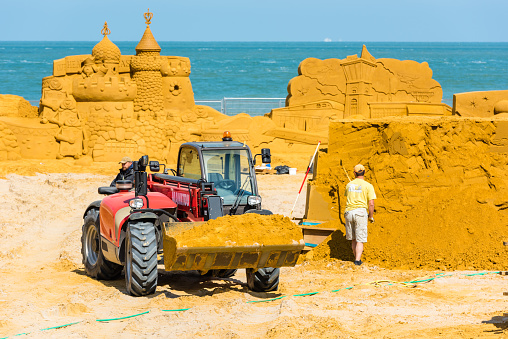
[354,241,364,261]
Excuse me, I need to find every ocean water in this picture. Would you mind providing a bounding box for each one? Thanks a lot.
[1,41,507,107]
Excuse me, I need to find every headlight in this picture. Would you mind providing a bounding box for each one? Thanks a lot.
[247,195,262,206]
[129,198,144,209]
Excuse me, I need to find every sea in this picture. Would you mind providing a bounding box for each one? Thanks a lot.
[1,41,507,112]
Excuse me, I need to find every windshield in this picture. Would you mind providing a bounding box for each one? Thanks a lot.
[202,149,254,205]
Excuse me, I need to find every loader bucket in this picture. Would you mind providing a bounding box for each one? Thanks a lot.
[162,221,304,272]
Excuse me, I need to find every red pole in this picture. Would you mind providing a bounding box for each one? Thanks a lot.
[289,141,321,218]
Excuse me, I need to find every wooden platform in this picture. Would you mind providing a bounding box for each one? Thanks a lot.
[299,220,337,252]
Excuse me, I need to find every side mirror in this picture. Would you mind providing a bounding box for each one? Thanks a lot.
[261,148,271,164]
[139,155,149,167]
[98,186,119,195]
[253,148,271,166]
[149,161,160,172]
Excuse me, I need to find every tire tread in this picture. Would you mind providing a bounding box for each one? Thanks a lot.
[126,221,158,296]
[81,209,122,280]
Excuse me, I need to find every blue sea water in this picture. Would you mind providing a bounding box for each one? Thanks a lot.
[1,41,507,107]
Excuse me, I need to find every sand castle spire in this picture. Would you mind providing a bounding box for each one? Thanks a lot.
[101,21,111,36]
[144,8,153,27]
[360,45,376,62]
[135,9,161,53]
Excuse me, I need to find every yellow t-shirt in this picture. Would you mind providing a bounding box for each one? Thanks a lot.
[345,178,376,212]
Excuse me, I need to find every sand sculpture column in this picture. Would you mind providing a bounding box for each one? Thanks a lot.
[131,10,164,119]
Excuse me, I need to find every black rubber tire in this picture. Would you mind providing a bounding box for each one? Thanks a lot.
[125,220,158,297]
[81,209,123,280]
[203,269,238,278]
[215,269,237,278]
[246,267,280,292]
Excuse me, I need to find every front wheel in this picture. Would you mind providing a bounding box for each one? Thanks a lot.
[125,220,158,296]
[81,209,123,280]
[246,267,280,292]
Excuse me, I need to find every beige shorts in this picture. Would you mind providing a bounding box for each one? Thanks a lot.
[345,208,368,243]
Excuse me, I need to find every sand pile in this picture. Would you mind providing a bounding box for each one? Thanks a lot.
[305,116,508,270]
[168,213,303,247]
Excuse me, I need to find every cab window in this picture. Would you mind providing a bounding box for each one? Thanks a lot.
[178,148,201,179]
[202,149,253,205]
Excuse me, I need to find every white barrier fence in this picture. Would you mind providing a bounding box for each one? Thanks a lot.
[196,97,286,116]
[29,98,287,117]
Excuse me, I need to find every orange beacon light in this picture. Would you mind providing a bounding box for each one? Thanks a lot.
[222,131,232,141]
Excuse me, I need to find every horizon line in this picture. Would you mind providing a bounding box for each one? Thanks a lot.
[1,40,508,43]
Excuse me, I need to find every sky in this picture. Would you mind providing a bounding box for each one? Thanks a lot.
[0,0,507,42]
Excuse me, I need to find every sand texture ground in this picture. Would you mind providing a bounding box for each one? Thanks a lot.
[0,171,506,338]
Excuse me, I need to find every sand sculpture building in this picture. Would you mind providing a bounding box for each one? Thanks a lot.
[266,45,452,142]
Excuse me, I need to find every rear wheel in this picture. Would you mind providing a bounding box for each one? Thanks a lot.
[81,209,123,280]
[246,267,280,292]
[125,220,158,296]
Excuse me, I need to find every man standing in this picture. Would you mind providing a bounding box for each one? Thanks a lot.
[110,156,134,187]
[344,164,376,266]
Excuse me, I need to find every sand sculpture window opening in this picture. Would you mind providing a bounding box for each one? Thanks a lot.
[351,99,358,116]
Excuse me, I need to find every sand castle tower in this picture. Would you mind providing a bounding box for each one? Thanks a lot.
[342,47,377,118]
[131,9,164,117]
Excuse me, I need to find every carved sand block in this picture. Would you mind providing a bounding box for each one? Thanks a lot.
[453,89,508,117]
[303,116,508,270]
[0,117,59,159]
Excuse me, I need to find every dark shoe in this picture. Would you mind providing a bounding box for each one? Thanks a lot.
[354,260,362,266]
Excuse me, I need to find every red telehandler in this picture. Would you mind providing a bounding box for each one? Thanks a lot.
[81,133,304,296]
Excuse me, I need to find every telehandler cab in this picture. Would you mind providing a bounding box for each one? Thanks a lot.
[81,133,304,296]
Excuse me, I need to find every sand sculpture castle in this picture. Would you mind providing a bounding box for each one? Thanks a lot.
[36,11,227,162]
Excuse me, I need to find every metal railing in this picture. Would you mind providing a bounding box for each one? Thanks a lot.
[196,97,286,116]
[29,98,287,117]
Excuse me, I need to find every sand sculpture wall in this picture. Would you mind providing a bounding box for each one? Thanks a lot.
[304,116,508,270]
